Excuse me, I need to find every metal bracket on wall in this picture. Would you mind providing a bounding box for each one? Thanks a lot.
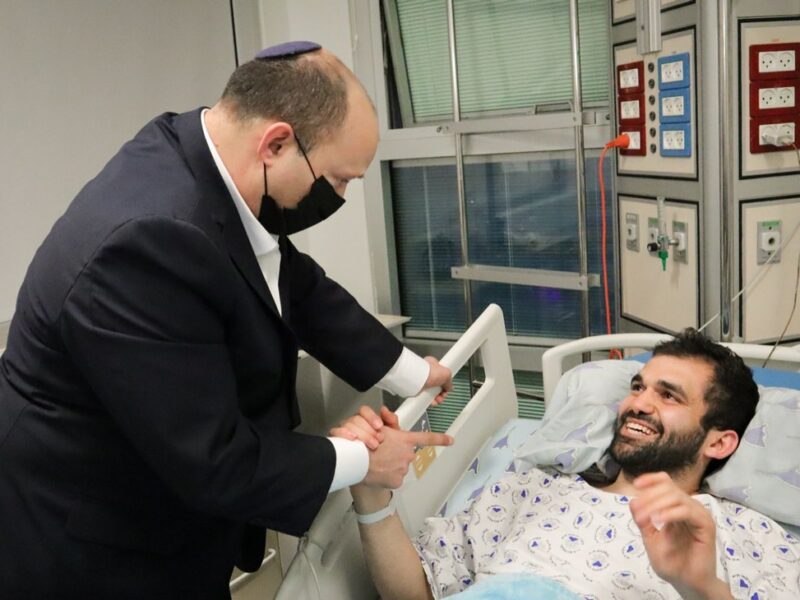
[451,264,601,291]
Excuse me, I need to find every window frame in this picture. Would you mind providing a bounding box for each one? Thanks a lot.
[351,0,617,369]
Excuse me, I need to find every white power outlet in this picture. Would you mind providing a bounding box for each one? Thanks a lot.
[663,130,686,150]
[759,50,796,74]
[621,99,640,119]
[661,95,685,117]
[759,86,796,110]
[661,60,685,84]
[619,68,639,90]
[759,122,796,146]
[627,130,642,150]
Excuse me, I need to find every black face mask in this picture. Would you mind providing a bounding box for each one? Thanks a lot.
[257,134,345,235]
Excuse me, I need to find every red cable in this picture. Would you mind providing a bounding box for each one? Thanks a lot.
[598,135,629,360]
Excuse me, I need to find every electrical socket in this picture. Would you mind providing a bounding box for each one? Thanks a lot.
[758,86,796,110]
[759,50,796,74]
[661,95,685,117]
[661,60,684,84]
[627,130,642,150]
[619,68,639,90]
[759,122,795,146]
[621,99,640,120]
[757,220,782,265]
[662,129,686,150]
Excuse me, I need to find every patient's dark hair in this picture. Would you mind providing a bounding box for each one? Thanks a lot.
[221,51,349,150]
[652,328,759,475]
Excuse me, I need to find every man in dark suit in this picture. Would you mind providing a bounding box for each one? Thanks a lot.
[0,42,452,598]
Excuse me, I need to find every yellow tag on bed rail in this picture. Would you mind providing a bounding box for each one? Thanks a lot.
[413,446,436,478]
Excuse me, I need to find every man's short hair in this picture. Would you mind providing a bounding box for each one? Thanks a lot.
[652,328,759,474]
[221,52,349,151]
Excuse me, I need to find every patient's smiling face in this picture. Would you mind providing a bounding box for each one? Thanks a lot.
[609,355,715,478]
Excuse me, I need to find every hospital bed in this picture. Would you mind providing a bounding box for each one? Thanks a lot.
[275,304,800,600]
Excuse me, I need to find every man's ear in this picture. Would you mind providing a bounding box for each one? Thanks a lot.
[257,122,294,166]
[703,429,739,461]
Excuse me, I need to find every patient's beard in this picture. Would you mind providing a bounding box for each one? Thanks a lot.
[609,413,707,478]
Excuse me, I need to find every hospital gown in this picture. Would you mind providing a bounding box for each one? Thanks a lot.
[414,467,800,599]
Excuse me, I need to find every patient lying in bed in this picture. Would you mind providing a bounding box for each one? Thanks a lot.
[343,330,800,599]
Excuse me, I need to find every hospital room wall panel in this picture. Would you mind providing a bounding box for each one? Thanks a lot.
[738,19,800,178]
[613,29,698,179]
[618,195,699,333]
[740,196,800,342]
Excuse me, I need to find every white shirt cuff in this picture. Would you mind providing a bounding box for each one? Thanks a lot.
[327,437,369,492]
[375,347,430,398]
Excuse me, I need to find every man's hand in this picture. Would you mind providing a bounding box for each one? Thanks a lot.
[330,405,396,450]
[362,425,453,490]
[630,472,733,600]
[422,356,452,406]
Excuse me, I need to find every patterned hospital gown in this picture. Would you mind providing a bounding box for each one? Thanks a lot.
[414,467,800,599]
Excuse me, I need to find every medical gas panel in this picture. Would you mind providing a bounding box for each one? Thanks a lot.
[612,1,800,342]
[612,1,702,334]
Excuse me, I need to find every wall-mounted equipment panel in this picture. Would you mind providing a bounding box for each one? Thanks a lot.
[740,196,800,342]
[740,20,800,178]
[618,195,699,333]
[612,0,695,25]
[614,28,697,179]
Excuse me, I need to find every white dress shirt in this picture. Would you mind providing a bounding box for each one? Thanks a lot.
[200,110,429,491]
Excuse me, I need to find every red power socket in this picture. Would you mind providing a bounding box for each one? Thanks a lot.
[619,126,646,156]
[749,42,800,81]
[616,60,645,95]
[618,93,645,125]
[749,79,800,117]
[749,114,800,154]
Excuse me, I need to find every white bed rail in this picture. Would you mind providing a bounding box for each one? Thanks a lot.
[542,332,800,404]
[275,304,517,600]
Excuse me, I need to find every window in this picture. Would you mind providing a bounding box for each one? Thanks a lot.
[365,0,615,366]
[391,153,615,339]
[385,0,611,125]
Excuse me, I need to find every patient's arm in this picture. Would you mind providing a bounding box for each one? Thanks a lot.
[629,472,734,600]
[352,483,434,600]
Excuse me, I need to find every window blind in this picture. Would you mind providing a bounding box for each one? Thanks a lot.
[393,0,610,124]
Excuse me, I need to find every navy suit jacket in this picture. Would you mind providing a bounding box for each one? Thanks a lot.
[0,109,402,598]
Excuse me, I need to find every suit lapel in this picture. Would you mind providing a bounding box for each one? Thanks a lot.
[170,109,284,322]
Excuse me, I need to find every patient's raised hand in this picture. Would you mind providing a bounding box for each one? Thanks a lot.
[630,472,733,600]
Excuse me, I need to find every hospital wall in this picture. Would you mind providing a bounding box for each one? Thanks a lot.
[0,0,380,351]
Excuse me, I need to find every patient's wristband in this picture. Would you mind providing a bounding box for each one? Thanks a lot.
[354,492,396,525]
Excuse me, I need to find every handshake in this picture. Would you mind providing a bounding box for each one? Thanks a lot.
[330,356,455,490]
